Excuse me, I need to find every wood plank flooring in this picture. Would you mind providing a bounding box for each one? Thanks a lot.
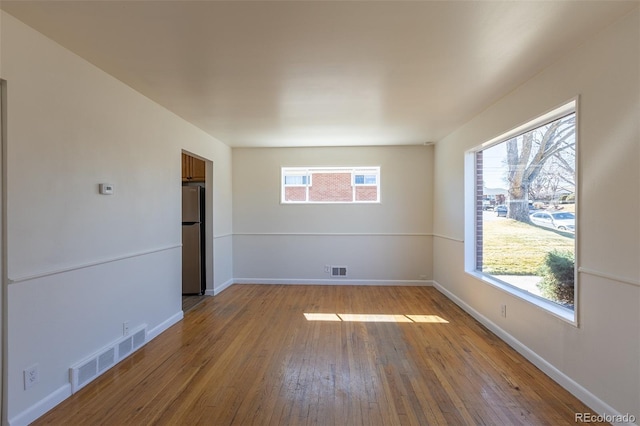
[35,285,605,425]
[182,294,208,313]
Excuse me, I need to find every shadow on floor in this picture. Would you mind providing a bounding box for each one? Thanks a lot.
[182,295,208,313]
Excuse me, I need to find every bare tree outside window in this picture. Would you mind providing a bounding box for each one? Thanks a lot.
[505,114,576,222]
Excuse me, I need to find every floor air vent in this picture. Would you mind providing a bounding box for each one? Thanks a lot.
[70,324,147,393]
[331,266,348,277]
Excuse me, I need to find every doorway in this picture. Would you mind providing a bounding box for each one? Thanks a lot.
[181,152,212,312]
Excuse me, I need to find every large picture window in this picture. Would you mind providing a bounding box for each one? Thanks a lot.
[466,100,577,321]
[281,167,380,204]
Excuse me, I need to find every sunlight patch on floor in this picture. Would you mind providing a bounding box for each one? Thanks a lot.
[304,313,449,323]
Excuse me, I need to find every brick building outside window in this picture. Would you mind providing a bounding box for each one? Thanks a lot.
[281,167,380,203]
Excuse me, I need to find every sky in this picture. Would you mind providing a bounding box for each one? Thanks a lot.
[482,143,507,190]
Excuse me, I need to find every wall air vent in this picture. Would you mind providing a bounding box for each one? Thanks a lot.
[132,328,146,349]
[118,337,133,360]
[331,266,348,278]
[74,358,97,390]
[97,347,115,373]
[70,324,147,394]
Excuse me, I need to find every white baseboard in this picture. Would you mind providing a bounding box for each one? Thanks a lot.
[9,384,71,426]
[432,280,637,426]
[233,278,434,286]
[209,278,234,295]
[148,311,183,341]
[11,311,185,426]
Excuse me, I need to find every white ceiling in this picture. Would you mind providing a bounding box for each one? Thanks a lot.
[1,1,636,148]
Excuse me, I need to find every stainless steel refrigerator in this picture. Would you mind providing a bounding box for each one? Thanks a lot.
[182,186,205,294]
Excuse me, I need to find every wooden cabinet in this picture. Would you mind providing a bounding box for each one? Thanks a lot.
[182,153,206,182]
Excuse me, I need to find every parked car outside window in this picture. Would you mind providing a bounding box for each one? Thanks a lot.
[530,211,575,232]
[482,200,494,210]
[495,205,507,217]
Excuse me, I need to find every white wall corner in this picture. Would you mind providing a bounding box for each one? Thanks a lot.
[146,311,183,341]
[210,278,234,295]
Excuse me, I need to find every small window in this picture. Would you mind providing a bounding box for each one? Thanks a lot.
[354,174,377,185]
[284,175,310,186]
[281,167,380,204]
[465,100,577,323]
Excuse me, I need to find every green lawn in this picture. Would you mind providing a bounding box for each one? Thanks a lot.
[482,217,575,275]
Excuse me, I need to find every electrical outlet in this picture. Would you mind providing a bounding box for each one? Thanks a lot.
[123,321,130,336]
[24,364,39,390]
[419,274,428,280]
[324,265,331,274]
[500,304,507,318]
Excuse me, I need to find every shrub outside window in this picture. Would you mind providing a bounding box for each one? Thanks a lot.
[281,167,380,203]
[465,100,577,322]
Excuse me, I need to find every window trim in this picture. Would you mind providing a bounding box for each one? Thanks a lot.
[281,166,381,204]
[464,98,579,326]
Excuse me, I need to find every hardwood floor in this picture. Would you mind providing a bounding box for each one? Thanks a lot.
[182,294,208,313]
[35,285,604,425]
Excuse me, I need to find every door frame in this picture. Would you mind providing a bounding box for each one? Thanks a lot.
[1,79,8,425]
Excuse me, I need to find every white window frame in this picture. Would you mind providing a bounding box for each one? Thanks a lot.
[281,166,381,204]
[464,98,579,325]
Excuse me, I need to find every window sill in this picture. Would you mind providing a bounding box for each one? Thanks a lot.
[280,201,381,205]
[466,270,577,326]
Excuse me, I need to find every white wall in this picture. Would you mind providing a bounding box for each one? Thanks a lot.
[433,8,639,420]
[0,11,233,423]
[232,146,433,283]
